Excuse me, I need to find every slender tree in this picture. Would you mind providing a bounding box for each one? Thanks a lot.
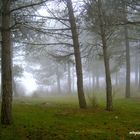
[123,2,131,98]
[97,0,112,110]
[56,63,61,94]
[85,0,113,110]
[66,0,87,108]
[124,25,130,98]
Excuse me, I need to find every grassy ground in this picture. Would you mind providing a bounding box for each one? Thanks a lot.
[0,96,140,140]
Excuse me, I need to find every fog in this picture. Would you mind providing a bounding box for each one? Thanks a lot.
[1,0,139,100]
[13,57,140,97]
[1,0,140,137]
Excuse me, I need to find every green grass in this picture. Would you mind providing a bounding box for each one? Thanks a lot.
[0,96,140,140]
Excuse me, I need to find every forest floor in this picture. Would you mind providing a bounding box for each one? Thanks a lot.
[0,96,140,140]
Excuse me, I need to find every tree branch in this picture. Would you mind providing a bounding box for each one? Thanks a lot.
[11,0,48,13]
[20,14,69,21]
[14,41,73,47]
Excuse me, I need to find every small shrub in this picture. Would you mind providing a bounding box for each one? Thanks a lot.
[87,93,98,108]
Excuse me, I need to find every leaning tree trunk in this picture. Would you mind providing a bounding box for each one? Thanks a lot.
[66,0,87,108]
[1,0,13,125]
[98,0,113,111]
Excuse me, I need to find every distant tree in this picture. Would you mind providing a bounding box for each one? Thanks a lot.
[109,0,140,97]
[121,1,131,98]
[13,65,23,97]
[67,60,72,94]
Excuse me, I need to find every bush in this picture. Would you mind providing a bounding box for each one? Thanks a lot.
[87,93,98,108]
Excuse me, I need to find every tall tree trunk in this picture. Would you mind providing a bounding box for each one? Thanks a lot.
[122,1,131,98]
[97,0,113,111]
[67,61,72,94]
[1,0,13,125]
[124,26,130,98]
[66,0,87,108]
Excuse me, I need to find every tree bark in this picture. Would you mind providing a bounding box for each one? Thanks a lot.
[124,26,130,98]
[1,0,13,125]
[97,0,113,111]
[66,0,87,108]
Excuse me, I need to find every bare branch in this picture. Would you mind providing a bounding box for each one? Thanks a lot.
[11,0,49,13]
[14,41,73,47]
[20,14,69,21]
[22,23,71,31]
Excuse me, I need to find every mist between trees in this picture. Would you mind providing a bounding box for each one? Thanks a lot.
[0,0,140,124]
